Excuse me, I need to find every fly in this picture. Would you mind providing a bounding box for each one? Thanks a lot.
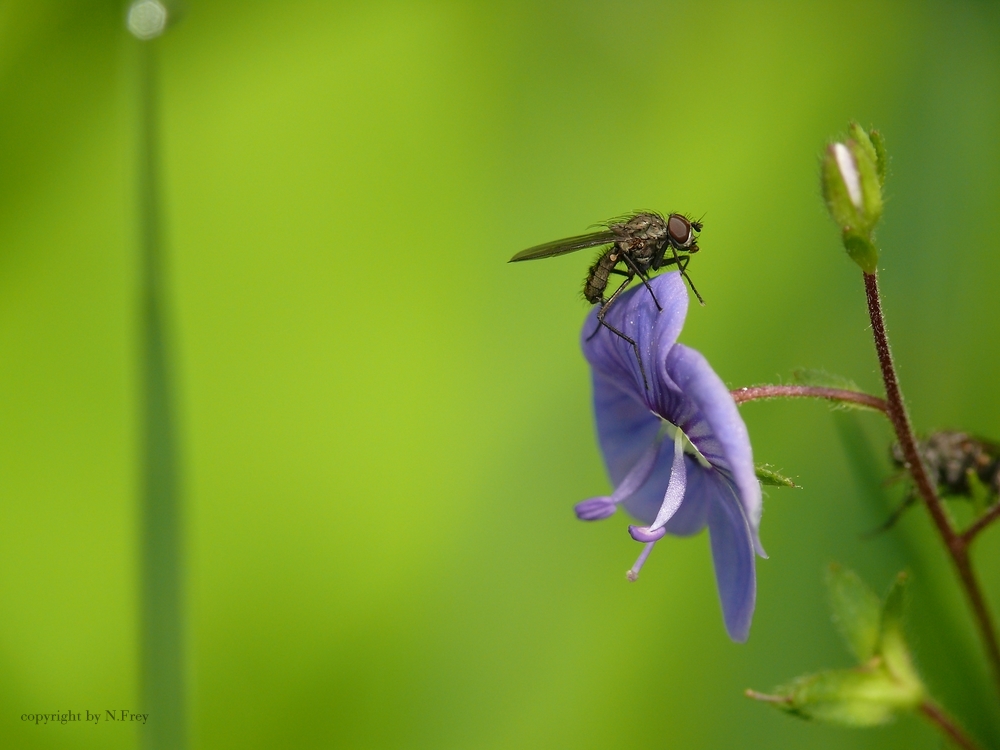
[509,211,703,388]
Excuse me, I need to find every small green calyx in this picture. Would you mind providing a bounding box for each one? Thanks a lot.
[842,229,879,274]
[755,464,799,488]
[821,123,885,272]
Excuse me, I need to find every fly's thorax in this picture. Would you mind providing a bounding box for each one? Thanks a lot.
[619,237,660,266]
[618,212,670,243]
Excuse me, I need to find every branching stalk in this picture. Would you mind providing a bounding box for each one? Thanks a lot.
[863,271,1000,698]
[963,502,1000,546]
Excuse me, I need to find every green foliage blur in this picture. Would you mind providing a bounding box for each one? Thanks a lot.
[2,1,1000,748]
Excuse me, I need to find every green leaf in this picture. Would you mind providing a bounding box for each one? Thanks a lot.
[826,563,882,662]
[790,369,882,412]
[792,368,860,392]
[755,464,799,488]
[749,664,923,727]
[879,571,908,637]
[877,572,922,693]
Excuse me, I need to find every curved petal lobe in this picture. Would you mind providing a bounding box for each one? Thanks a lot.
[665,344,765,557]
[707,489,757,643]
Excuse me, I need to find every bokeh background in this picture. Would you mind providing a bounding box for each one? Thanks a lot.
[3,0,1000,748]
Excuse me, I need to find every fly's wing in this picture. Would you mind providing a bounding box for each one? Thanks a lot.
[509,229,617,262]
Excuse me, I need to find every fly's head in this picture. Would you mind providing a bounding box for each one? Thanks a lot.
[667,214,701,254]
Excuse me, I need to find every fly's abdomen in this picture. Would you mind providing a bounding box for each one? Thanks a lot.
[584,251,616,305]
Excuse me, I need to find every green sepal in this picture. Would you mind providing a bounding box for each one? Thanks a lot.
[842,228,879,274]
[826,563,881,662]
[869,129,888,187]
[878,573,922,691]
[755,464,799,489]
[749,664,923,727]
[848,123,878,172]
[849,138,884,231]
[821,143,861,229]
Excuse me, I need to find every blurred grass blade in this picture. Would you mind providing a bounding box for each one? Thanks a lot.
[136,37,186,750]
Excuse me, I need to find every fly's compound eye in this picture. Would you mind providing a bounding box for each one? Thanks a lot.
[667,214,693,247]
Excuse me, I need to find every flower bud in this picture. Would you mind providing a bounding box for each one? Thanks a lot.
[821,124,885,273]
[747,663,924,727]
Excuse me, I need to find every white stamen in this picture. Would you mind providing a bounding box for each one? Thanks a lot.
[649,430,687,532]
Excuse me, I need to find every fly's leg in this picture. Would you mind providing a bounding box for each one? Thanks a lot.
[586,274,649,391]
[619,253,661,312]
[667,245,705,305]
[585,272,632,342]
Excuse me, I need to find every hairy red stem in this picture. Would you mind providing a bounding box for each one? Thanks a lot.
[864,271,1000,698]
[731,384,888,412]
[919,700,983,750]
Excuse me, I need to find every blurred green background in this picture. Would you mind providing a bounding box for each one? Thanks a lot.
[2,0,1000,748]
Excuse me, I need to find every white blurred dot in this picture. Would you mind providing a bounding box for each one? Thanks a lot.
[127,0,168,40]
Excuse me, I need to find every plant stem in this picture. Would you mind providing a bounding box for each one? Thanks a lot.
[730,384,888,412]
[919,700,983,750]
[963,502,1000,545]
[137,39,186,750]
[863,271,1000,698]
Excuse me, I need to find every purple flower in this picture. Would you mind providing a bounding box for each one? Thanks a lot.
[576,272,765,642]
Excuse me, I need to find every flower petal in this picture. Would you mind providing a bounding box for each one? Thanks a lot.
[582,272,689,414]
[574,437,662,521]
[589,367,660,487]
[573,497,617,521]
[619,436,702,530]
[663,344,765,557]
[707,485,757,642]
